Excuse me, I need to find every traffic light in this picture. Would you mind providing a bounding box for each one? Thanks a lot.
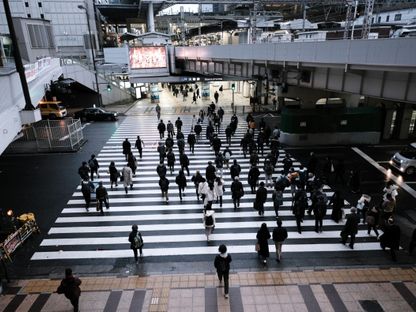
[231,83,235,91]
[107,84,112,92]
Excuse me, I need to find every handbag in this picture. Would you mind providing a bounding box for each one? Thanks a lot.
[255,243,260,252]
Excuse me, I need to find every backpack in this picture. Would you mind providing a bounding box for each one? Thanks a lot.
[217,256,227,273]
[133,233,143,248]
[88,159,95,168]
[205,215,214,226]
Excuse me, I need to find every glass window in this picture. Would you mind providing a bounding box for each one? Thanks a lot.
[378,16,381,23]
[394,14,402,21]
[25,2,29,7]
[38,2,42,7]
[27,14,31,18]
[40,14,44,19]
[386,15,390,22]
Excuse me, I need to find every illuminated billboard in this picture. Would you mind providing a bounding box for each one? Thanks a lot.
[129,46,167,69]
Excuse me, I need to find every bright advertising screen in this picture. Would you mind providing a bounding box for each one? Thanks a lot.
[129,46,167,69]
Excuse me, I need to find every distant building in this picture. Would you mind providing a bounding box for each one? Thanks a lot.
[353,7,416,26]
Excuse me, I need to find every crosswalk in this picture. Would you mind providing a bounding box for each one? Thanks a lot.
[31,114,381,262]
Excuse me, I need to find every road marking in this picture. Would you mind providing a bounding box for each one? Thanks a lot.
[352,147,416,199]
[376,161,391,164]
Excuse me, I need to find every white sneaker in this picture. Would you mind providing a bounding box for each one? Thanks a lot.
[224,294,229,299]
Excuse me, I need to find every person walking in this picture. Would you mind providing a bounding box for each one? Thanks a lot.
[155,103,161,120]
[88,154,99,181]
[187,131,196,154]
[122,164,133,194]
[108,161,119,190]
[127,152,137,176]
[230,159,241,181]
[382,193,396,221]
[272,187,284,217]
[80,178,94,211]
[158,120,166,139]
[96,182,109,215]
[175,117,183,133]
[366,206,380,237]
[272,218,288,262]
[122,138,131,160]
[292,188,308,234]
[214,244,232,299]
[225,125,232,145]
[180,151,190,176]
[214,176,225,208]
[203,209,216,242]
[135,135,145,159]
[206,161,217,183]
[312,190,327,233]
[192,171,204,200]
[329,190,344,223]
[349,169,361,194]
[282,154,293,175]
[192,92,197,104]
[157,142,166,163]
[128,224,144,263]
[248,164,260,194]
[156,161,167,179]
[215,152,224,178]
[159,176,170,203]
[175,170,187,201]
[204,183,215,210]
[57,268,81,312]
[223,146,232,169]
[341,207,360,249]
[167,149,176,174]
[214,90,219,104]
[167,120,175,137]
[263,159,274,188]
[380,217,401,261]
[256,223,271,264]
[78,161,90,181]
[194,122,202,142]
[255,182,268,216]
[231,176,244,210]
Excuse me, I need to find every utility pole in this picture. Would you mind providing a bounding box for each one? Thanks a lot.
[3,0,34,110]
[362,0,375,39]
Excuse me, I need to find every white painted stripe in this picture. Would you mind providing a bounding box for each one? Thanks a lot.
[352,147,416,199]
[40,230,378,246]
[31,242,383,260]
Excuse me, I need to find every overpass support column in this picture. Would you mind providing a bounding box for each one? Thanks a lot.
[242,81,251,98]
[147,1,155,32]
[398,103,413,140]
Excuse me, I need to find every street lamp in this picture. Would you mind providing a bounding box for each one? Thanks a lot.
[78,4,102,107]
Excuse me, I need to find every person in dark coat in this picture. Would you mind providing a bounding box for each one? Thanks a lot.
[248,164,260,194]
[166,149,175,174]
[175,117,183,132]
[240,136,249,158]
[292,188,307,234]
[366,206,380,237]
[206,123,214,141]
[329,190,344,223]
[165,135,174,150]
[180,151,190,176]
[80,178,94,211]
[214,244,232,299]
[175,170,187,201]
[205,161,216,183]
[128,224,143,263]
[159,176,170,203]
[191,171,204,200]
[312,191,327,233]
[122,138,131,160]
[282,154,293,175]
[78,161,90,181]
[158,120,166,139]
[194,122,202,142]
[108,161,119,190]
[349,169,361,194]
[214,90,219,104]
[225,125,232,144]
[135,135,145,159]
[231,176,244,210]
[57,268,81,312]
[212,135,222,156]
[88,154,100,181]
[187,131,196,154]
[272,218,288,262]
[341,207,360,249]
[380,217,401,261]
[156,162,167,178]
[230,159,241,181]
[96,182,109,215]
[127,152,137,176]
[255,182,268,216]
[218,107,224,122]
[256,223,271,264]
[157,142,166,163]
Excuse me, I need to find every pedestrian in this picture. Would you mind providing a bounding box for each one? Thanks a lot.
[329,190,344,223]
[381,193,396,220]
[175,170,187,201]
[248,164,260,194]
[175,117,183,132]
[177,135,185,154]
[159,176,170,203]
[230,159,241,181]
[157,142,166,163]
[206,122,214,141]
[356,194,370,223]
[341,207,360,249]
[121,164,133,194]
[135,135,145,159]
[128,224,144,263]
[379,217,401,261]
[204,183,215,210]
[155,103,161,120]
[225,125,232,145]
[203,209,215,242]
[255,182,268,216]
[96,181,109,215]
[56,268,81,312]
[383,180,399,201]
[231,176,244,210]
[192,92,197,104]
[272,218,288,262]
[167,148,175,174]
[206,161,217,183]
[256,223,271,264]
[218,107,224,122]
[312,190,327,233]
[223,146,232,169]
[167,120,175,137]
[322,156,334,183]
[198,179,209,203]
[108,161,119,190]
[293,188,308,234]
[257,130,265,155]
[366,206,380,237]
[214,176,225,208]
[214,244,232,299]
[215,152,224,177]
[187,131,196,154]
[194,122,202,142]
[219,85,223,94]
[272,187,284,217]
[156,161,167,179]
[127,152,137,176]
[214,90,219,104]
[263,159,274,188]
[88,154,99,181]
[158,120,166,139]
[78,161,90,181]
[250,152,259,167]
[180,151,190,176]
[282,154,293,175]
[80,178,94,211]
[196,87,200,98]
[192,171,204,200]
[122,138,131,160]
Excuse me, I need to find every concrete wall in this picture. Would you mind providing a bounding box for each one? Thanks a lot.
[281,131,381,146]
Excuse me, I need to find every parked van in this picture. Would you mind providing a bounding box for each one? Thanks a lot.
[390,143,416,175]
[38,100,67,119]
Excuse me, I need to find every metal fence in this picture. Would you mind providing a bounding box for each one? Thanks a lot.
[17,118,84,152]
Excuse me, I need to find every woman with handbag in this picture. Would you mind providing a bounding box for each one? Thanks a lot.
[203,209,216,242]
[128,224,144,263]
[256,223,271,264]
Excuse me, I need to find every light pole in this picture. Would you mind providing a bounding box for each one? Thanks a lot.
[78,4,102,107]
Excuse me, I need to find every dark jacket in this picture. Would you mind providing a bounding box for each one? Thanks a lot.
[128,230,143,249]
[380,224,401,250]
[188,134,196,145]
[230,164,241,180]
[342,213,360,235]
[231,181,244,199]
[214,254,232,273]
[122,140,131,155]
[248,167,260,185]
[159,177,170,191]
[156,164,167,177]
[180,154,189,166]
[57,276,81,300]
[95,185,108,200]
[256,186,267,204]
[158,122,166,133]
[256,228,271,258]
[206,164,217,181]
[272,226,288,243]
[175,174,187,188]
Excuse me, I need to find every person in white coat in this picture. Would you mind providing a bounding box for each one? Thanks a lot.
[214,177,225,208]
[198,179,209,202]
[203,209,216,242]
[383,180,398,201]
[204,183,215,210]
[122,164,133,194]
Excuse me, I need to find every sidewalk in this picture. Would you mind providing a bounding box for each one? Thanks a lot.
[1,267,416,311]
